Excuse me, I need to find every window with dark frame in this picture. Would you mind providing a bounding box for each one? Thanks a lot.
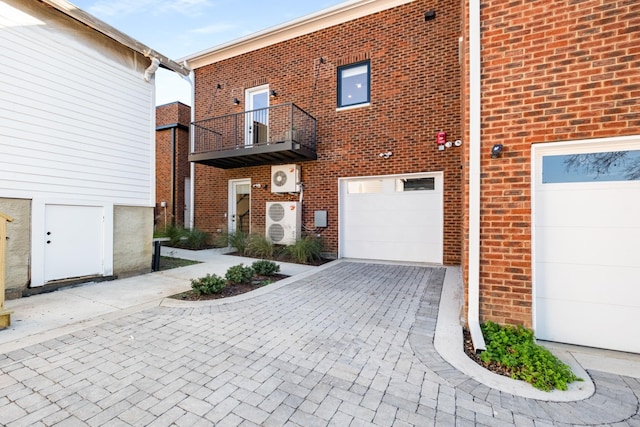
[337,60,370,108]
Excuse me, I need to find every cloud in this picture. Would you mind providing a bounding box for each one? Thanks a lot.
[190,22,237,35]
[86,0,212,17]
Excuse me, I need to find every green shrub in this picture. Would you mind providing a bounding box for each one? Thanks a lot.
[251,260,280,276]
[225,263,254,284]
[186,228,209,250]
[479,321,582,391]
[245,233,275,258]
[190,274,226,295]
[284,236,323,264]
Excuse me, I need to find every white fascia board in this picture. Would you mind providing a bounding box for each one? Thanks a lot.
[38,0,190,77]
[181,0,415,69]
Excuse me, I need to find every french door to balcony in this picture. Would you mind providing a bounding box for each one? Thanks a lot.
[245,85,269,146]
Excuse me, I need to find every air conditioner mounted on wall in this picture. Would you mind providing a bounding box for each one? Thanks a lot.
[266,201,301,245]
[271,164,300,193]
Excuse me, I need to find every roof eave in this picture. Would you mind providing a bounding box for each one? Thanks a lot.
[38,0,191,77]
[180,0,414,69]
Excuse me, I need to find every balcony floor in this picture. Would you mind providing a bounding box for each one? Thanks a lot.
[189,140,317,169]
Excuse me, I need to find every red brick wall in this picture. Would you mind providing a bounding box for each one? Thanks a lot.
[464,0,640,326]
[156,102,191,230]
[193,0,463,262]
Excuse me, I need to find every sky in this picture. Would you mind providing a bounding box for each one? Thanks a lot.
[70,0,346,106]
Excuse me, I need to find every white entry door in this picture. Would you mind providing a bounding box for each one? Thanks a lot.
[43,204,104,283]
[339,173,443,263]
[228,179,251,234]
[245,85,269,146]
[184,177,191,229]
[533,138,640,353]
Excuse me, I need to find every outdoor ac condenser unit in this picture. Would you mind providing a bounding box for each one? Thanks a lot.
[271,164,300,193]
[266,201,301,245]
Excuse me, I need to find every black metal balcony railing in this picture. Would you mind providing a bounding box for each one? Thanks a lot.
[190,103,317,169]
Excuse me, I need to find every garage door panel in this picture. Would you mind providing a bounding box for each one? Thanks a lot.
[345,222,442,244]
[340,174,443,264]
[536,263,640,306]
[537,187,640,227]
[343,240,442,263]
[534,140,640,353]
[536,298,640,353]
[535,226,640,266]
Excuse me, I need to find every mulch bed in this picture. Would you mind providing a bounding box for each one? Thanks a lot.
[463,328,513,378]
[169,274,289,301]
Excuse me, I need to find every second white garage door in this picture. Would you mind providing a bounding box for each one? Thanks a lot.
[339,173,443,264]
[533,138,640,353]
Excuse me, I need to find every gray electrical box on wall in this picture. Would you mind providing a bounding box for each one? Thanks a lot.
[314,210,327,228]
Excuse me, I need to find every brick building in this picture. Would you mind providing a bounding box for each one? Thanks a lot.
[461,0,639,353]
[181,0,639,353]
[183,0,463,265]
[155,102,191,231]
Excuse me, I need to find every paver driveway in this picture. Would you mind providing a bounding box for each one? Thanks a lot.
[0,261,638,426]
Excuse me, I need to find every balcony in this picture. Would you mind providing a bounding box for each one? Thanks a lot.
[190,103,317,169]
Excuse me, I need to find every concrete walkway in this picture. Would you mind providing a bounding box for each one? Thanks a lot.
[0,253,639,425]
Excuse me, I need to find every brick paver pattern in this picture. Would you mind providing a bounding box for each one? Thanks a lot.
[0,262,639,426]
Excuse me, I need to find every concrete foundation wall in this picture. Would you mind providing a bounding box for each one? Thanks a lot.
[0,198,31,300]
[113,206,153,278]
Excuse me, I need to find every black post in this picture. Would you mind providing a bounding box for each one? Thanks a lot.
[152,240,161,271]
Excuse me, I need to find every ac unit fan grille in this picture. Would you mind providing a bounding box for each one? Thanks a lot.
[273,170,288,187]
[267,224,285,242]
[268,203,285,221]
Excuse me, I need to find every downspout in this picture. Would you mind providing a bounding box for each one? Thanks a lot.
[171,127,176,226]
[468,0,486,351]
[188,67,196,230]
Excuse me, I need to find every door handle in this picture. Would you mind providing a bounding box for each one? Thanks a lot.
[46,231,51,235]
[47,240,51,244]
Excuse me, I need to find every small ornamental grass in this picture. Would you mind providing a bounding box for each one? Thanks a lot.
[217,231,248,255]
[479,321,582,391]
[284,236,323,264]
[245,233,275,258]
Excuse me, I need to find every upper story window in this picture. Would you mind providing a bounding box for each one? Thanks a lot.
[337,61,370,108]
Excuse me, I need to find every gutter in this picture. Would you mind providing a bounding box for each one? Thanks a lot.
[188,69,196,230]
[38,0,191,78]
[468,0,486,352]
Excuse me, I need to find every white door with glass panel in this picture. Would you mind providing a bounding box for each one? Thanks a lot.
[533,138,640,353]
[228,179,251,235]
[245,85,269,146]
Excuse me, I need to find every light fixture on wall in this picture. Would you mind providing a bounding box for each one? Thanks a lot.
[424,10,436,21]
[269,90,277,98]
[378,151,393,159]
[232,97,240,105]
[491,144,503,158]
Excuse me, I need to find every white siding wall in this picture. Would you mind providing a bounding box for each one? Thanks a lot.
[0,1,155,206]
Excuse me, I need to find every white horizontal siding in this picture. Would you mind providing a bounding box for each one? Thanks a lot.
[0,2,155,206]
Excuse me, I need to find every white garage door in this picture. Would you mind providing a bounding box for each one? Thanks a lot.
[339,173,443,263]
[534,139,640,353]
